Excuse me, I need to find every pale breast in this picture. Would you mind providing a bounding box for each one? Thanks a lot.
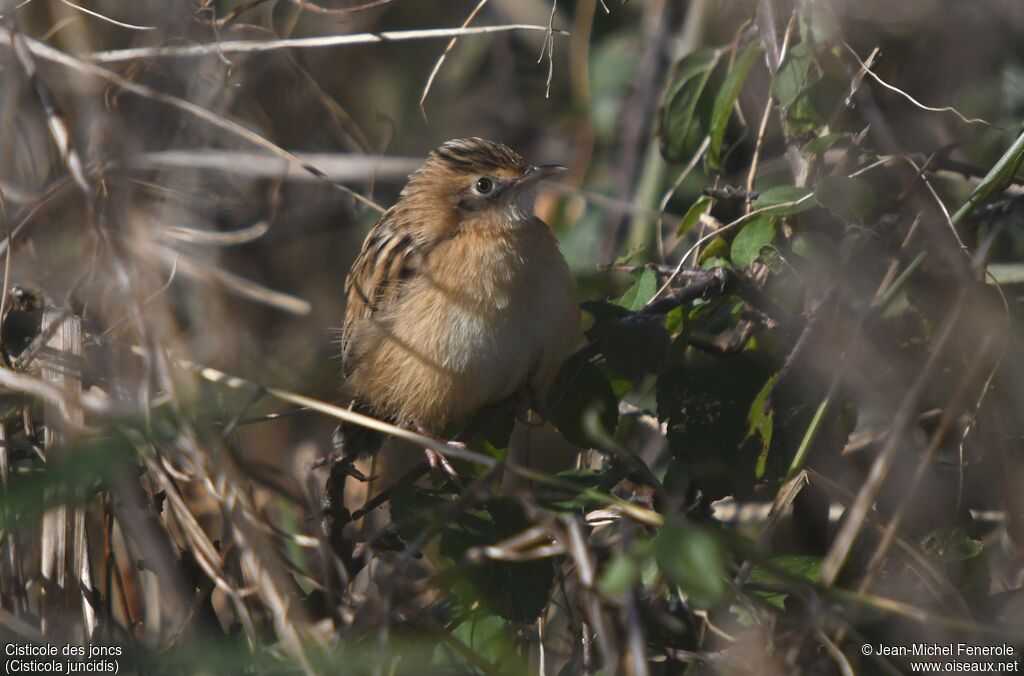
[377,221,577,426]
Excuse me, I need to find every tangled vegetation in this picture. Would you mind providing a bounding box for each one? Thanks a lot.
[0,0,1023,674]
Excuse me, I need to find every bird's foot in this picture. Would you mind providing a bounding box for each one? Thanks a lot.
[415,423,464,489]
[424,446,462,487]
[312,451,374,480]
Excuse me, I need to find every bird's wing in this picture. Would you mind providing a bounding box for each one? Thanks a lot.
[341,206,422,377]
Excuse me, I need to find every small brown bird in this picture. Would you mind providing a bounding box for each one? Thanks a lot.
[340,138,578,472]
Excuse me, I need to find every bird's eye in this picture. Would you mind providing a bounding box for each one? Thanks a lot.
[474,177,494,194]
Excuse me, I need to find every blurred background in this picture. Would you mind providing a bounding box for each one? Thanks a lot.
[2,0,1024,673]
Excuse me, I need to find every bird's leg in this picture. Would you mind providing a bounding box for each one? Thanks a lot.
[513,385,547,427]
[414,422,463,488]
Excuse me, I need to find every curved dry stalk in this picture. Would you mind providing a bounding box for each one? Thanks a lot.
[0,365,110,421]
[745,11,796,207]
[844,43,999,129]
[157,221,269,247]
[131,238,312,315]
[656,135,710,261]
[419,0,490,120]
[648,192,815,305]
[55,0,155,31]
[292,0,397,14]
[538,0,559,97]
[0,0,34,20]
[0,30,385,213]
[818,296,965,586]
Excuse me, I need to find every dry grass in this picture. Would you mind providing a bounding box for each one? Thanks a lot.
[1,1,1023,675]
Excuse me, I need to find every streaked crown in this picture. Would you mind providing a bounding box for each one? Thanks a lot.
[428,137,528,175]
[400,137,560,218]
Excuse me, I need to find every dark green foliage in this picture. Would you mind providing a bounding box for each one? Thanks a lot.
[753,185,815,215]
[655,515,729,608]
[708,43,763,169]
[584,299,670,381]
[657,353,772,499]
[391,487,556,625]
[746,555,823,608]
[5,2,1023,674]
[442,499,557,625]
[731,216,777,269]
[613,267,658,311]
[548,360,619,448]
[658,48,722,162]
[772,42,813,107]
[814,175,879,223]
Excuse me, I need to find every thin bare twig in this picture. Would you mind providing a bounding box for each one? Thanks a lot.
[292,0,396,15]
[127,149,420,182]
[0,31,385,212]
[420,0,490,120]
[84,25,569,63]
[649,192,815,304]
[745,11,795,209]
[819,295,965,586]
[538,0,558,98]
[131,239,312,316]
[157,221,269,247]
[55,0,155,31]
[844,43,999,129]
[756,0,807,184]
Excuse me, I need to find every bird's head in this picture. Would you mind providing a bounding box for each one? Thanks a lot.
[403,138,565,228]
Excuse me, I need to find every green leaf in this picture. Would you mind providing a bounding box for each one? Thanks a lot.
[748,374,778,480]
[662,458,690,493]
[953,131,1024,225]
[708,42,763,169]
[731,216,777,269]
[658,48,722,162]
[921,527,984,563]
[608,245,646,268]
[760,246,785,274]
[814,175,877,222]
[598,539,653,597]
[766,555,824,581]
[581,300,632,326]
[440,499,557,623]
[698,237,730,265]
[544,466,628,513]
[390,484,449,544]
[0,431,135,519]
[440,613,518,670]
[591,315,670,381]
[700,255,730,270]
[600,361,637,398]
[784,71,845,134]
[657,354,772,499]
[754,185,816,215]
[772,41,812,106]
[748,555,823,607]
[790,230,835,260]
[803,132,844,156]
[677,195,712,237]
[807,3,841,43]
[548,361,619,448]
[615,267,658,311]
[655,515,728,608]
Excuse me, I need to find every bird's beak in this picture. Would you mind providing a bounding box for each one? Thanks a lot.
[514,164,567,190]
